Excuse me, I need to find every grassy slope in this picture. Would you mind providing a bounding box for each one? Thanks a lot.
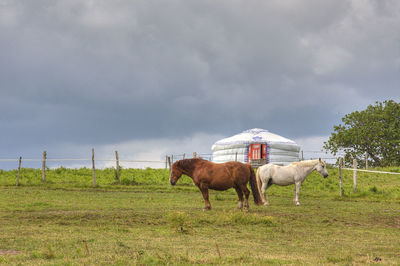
[0,167,400,264]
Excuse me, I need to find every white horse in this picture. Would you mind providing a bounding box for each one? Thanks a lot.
[256,159,328,206]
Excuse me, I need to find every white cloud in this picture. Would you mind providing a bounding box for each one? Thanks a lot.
[294,135,338,164]
[47,132,224,169]
[295,136,328,152]
[312,45,353,75]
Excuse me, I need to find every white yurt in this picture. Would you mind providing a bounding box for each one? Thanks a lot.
[211,128,300,166]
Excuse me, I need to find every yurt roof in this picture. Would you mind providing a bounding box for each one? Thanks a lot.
[213,128,298,146]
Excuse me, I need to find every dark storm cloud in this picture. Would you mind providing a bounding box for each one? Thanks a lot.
[0,0,399,159]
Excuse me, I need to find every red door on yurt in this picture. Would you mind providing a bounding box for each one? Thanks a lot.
[248,144,267,162]
[261,144,267,159]
[249,144,261,160]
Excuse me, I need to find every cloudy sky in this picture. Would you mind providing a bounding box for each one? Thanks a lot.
[1,0,399,168]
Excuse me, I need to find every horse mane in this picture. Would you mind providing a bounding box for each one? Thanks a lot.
[175,158,206,173]
[291,159,324,167]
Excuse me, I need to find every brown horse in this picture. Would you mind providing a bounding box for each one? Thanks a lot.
[169,158,263,210]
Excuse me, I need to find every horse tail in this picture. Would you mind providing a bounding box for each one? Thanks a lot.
[248,165,263,206]
[256,166,263,198]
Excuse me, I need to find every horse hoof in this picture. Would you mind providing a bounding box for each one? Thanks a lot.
[295,202,300,206]
[203,207,211,211]
[263,202,269,206]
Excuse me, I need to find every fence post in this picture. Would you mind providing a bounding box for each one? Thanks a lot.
[115,150,120,183]
[193,152,197,158]
[339,157,343,196]
[353,159,357,191]
[16,156,22,186]
[167,156,172,169]
[182,153,185,160]
[165,155,168,169]
[235,152,238,162]
[42,151,47,182]
[92,148,96,187]
[301,150,304,161]
[365,153,368,169]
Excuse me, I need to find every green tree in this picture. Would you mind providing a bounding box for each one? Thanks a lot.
[324,100,400,167]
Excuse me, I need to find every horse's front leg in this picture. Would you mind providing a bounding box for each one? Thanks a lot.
[261,181,270,206]
[198,183,211,211]
[294,181,301,206]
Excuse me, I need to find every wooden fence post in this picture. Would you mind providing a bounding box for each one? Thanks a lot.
[165,155,168,169]
[92,148,96,187]
[235,152,238,162]
[301,150,304,161]
[42,151,47,182]
[339,157,343,196]
[365,153,368,169]
[353,159,357,191]
[193,152,197,158]
[16,156,22,186]
[115,150,120,183]
[167,156,172,169]
[182,153,185,160]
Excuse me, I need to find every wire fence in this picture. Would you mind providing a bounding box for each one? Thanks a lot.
[0,158,167,163]
[1,150,398,178]
[0,152,214,171]
[340,167,400,175]
[2,149,399,195]
[0,155,336,170]
[0,151,355,168]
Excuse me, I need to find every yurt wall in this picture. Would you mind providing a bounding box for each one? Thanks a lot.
[211,128,300,166]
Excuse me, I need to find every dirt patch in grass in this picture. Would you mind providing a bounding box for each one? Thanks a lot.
[0,250,20,256]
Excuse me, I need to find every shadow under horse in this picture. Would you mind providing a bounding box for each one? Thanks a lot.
[169,158,263,210]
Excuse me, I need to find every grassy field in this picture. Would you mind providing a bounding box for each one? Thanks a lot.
[0,167,400,265]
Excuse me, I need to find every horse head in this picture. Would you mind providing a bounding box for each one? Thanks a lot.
[169,163,183,186]
[315,158,329,178]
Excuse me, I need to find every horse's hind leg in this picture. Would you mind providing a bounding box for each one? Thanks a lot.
[234,186,244,210]
[261,179,272,206]
[240,184,250,211]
